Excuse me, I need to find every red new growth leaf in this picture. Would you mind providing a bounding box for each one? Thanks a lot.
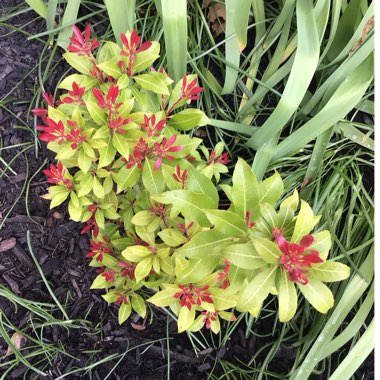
[174,284,213,310]
[66,120,87,149]
[43,162,73,190]
[109,116,131,135]
[172,165,188,189]
[119,261,136,280]
[68,25,100,56]
[123,137,151,169]
[273,228,323,285]
[36,117,66,144]
[115,293,129,305]
[245,211,256,228]
[153,135,183,170]
[207,150,231,166]
[141,114,166,137]
[63,82,86,105]
[202,311,218,329]
[181,76,204,101]
[177,222,193,238]
[216,259,231,289]
[87,238,112,262]
[101,269,116,282]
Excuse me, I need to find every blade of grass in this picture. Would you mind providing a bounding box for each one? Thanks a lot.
[47,0,58,32]
[25,0,47,18]
[104,0,135,45]
[221,0,251,94]
[159,0,187,82]
[56,0,81,49]
[272,54,373,160]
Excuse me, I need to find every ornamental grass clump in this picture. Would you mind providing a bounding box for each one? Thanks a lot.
[34,26,350,333]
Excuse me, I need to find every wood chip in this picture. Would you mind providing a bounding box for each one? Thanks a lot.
[0,237,16,252]
[131,322,146,331]
[6,333,28,356]
[2,274,21,294]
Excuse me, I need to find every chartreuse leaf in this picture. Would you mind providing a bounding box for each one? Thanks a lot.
[78,149,92,174]
[133,41,160,73]
[224,243,267,270]
[131,294,146,318]
[98,138,117,168]
[232,157,260,219]
[114,165,141,193]
[158,229,188,247]
[147,288,178,307]
[78,175,94,197]
[85,100,107,125]
[310,231,332,260]
[63,52,92,75]
[45,187,70,208]
[118,302,132,324]
[131,211,155,226]
[26,0,48,18]
[90,274,110,289]
[97,60,122,79]
[135,258,153,283]
[237,266,277,311]
[133,72,171,95]
[281,189,299,211]
[252,237,282,264]
[178,306,195,333]
[112,133,129,159]
[277,268,297,322]
[210,289,238,310]
[309,261,350,283]
[122,245,151,262]
[175,230,230,259]
[204,210,248,237]
[152,190,214,227]
[259,171,284,206]
[167,109,208,131]
[291,200,316,242]
[142,159,165,195]
[298,278,334,314]
[92,176,105,199]
[177,257,219,283]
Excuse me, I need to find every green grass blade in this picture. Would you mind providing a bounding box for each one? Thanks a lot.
[104,0,136,45]
[246,0,320,150]
[272,54,373,159]
[329,319,374,380]
[25,0,47,18]
[56,0,81,50]
[159,0,187,82]
[47,0,58,32]
[221,0,251,94]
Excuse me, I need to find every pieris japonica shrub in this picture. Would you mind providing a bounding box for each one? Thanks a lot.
[34,26,350,333]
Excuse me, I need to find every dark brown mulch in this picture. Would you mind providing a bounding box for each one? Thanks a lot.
[0,1,374,379]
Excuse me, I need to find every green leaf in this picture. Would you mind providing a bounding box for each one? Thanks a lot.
[167,109,207,131]
[178,306,196,333]
[78,174,94,197]
[78,149,92,174]
[158,229,188,247]
[177,257,219,283]
[112,133,129,159]
[204,210,247,237]
[237,266,277,311]
[114,165,141,193]
[90,274,109,289]
[252,237,282,264]
[291,200,316,242]
[176,229,231,258]
[231,158,260,219]
[224,243,267,270]
[98,138,117,168]
[277,268,297,322]
[133,72,171,95]
[63,52,92,75]
[281,189,299,211]
[85,100,107,125]
[133,41,160,73]
[131,211,155,226]
[118,302,132,324]
[309,261,350,283]
[142,159,165,195]
[55,144,76,160]
[210,289,238,310]
[310,231,332,260]
[152,190,215,227]
[92,176,105,199]
[135,257,153,282]
[68,199,82,221]
[97,60,122,79]
[147,288,178,307]
[259,171,284,206]
[298,278,334,314]
[131,294,147,318]
[122,245,152,262]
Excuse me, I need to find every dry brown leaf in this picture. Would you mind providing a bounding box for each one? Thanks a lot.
[53,211,62,219]
[130,322,146,330]
[350,16,374,53]
[6,333,28,356]
[207,3,226,36]
[202,0,212,8]
[0,237,16,252]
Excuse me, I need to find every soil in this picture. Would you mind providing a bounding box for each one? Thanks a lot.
[0,1,374,379]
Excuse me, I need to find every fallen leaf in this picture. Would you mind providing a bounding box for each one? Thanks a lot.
[0,237,16,252]
[53,211,62,219]
[202,0,212,8]
[205,2,226,37]
[6,333,28,356]
[131,322,146,330]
